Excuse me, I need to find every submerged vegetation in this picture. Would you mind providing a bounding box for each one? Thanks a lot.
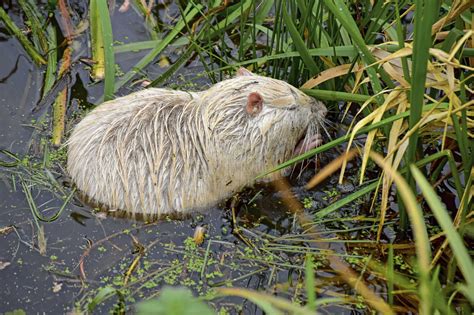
[0,0,473,313]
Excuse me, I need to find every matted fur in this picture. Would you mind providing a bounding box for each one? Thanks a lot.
[67,70,327,217]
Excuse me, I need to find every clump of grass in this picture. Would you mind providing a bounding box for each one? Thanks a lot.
[0,147,73,257]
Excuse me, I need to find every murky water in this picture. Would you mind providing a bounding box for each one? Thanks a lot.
[0,2,376,313]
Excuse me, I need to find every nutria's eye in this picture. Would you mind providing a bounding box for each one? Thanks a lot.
[286,105,297,111]
[290,89,299,98]
[270,96,294,107]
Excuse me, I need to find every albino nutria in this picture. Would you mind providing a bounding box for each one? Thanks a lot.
[67,68,326,217]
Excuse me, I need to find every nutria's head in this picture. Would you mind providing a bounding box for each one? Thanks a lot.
[200,68,326,180]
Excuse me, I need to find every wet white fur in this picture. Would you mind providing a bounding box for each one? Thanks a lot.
[67,72,326,216]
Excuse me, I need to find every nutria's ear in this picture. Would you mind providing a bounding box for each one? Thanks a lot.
[246,92,263,116]
[236,67,255,77]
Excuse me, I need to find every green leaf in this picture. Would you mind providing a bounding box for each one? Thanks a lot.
[404,0,441,223]
[95,0,115,101]
[135,287,214,315]
[87,286,117,312]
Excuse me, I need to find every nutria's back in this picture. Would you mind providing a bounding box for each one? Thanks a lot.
[67,69,326,217]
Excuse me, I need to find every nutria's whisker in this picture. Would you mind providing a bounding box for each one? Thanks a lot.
[322,117,336,128]
[320,122,332,140]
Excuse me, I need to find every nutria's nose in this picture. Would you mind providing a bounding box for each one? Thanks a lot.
[310,99,327,118]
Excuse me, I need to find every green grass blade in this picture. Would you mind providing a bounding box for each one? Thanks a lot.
[456,76,472,180]
[394,0,411,82]
[87,286,117,312]
[254,0,274,27]
[217,287,317,314]
[315,181,379,219]
[214,0,253,34]
[411,165,474,303]
[114,38,189,54]
[96,0,115,101]
[132,0,159,40]
[90,0,105,80]
[18,0,49,53]
[43,25,57,97]
[214,46,359,73]
[387,244,394,306]
[430,267,454,314]
[282,2,319,76]
[305,254,316,311]
[461,48,474,57]
[0,7,46,65]
[405,0,440,184]
[302,88,372,103]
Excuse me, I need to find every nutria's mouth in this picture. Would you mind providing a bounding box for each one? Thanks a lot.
[293,133,323,156]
